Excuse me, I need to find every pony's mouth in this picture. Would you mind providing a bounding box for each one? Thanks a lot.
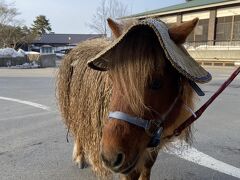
[120,155,139,174]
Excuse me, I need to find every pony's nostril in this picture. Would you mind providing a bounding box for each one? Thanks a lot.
[113,153,124,167]
[100,152,125,169]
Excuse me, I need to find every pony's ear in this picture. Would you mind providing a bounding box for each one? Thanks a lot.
[168,17,199,44]
[107,18,123,38]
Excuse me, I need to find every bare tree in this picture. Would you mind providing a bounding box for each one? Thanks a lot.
[88,0,128,36]
[0,0,21,47]
[0,0,19,25]
[0,0,36,48]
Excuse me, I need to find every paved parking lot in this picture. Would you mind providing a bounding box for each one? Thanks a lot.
[0,67,239,180]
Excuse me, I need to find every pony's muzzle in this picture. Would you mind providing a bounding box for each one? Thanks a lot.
[100,151,125,171]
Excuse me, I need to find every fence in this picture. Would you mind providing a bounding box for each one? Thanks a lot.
[185,40,240,50]
[0,56,28,67]
[0,54,56,68]
[185,40,240,66]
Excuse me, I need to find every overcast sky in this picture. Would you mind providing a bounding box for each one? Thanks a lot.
[12,0,185,34]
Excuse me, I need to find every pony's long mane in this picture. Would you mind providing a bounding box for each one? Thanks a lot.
[57,38,112,176]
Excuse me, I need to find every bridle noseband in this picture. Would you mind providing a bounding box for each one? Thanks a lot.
[109,111,164,148]
[109,111,164,137]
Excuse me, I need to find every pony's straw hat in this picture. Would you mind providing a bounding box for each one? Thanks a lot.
[88,19,211,83]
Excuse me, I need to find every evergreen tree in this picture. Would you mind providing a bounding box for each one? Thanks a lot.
[31,15,52,35]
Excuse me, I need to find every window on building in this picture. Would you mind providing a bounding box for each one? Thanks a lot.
[186,19,209,43]
[195,19,209,42]
[215,16,232,41]
[233,15,240,41]
[41,46,53,54]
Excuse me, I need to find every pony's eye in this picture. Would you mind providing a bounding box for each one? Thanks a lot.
[149,79,162,90]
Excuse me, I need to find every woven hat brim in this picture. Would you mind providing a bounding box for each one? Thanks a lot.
[87,19,212,83]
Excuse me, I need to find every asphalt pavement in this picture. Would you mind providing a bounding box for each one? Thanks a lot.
[0,67,239,180]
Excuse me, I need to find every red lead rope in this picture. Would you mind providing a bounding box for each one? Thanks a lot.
[166,66,240,139]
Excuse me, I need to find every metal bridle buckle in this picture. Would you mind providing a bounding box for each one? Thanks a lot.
[145,119,163,137]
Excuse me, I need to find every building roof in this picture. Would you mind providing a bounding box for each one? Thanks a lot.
[34,34,103,45]
[124,0,240,19]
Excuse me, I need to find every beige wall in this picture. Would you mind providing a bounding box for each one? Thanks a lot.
[182,11,210,21]
[217,6,240,17]
[159,15,177,23]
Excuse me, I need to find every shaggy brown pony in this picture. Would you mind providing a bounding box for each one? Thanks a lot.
[57,18,198,180]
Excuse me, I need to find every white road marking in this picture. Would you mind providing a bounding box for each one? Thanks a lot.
[0,111,53,121]
[0,96,50,111]
[163,139,240,179]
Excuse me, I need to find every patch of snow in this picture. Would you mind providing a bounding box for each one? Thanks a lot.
[10,61,40,69]
[18,49,26,56]
[0,48,25,58]
[24,51,40,55]
[56,53,65,58]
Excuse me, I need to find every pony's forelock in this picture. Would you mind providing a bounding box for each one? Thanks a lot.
[108,27,166,116]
